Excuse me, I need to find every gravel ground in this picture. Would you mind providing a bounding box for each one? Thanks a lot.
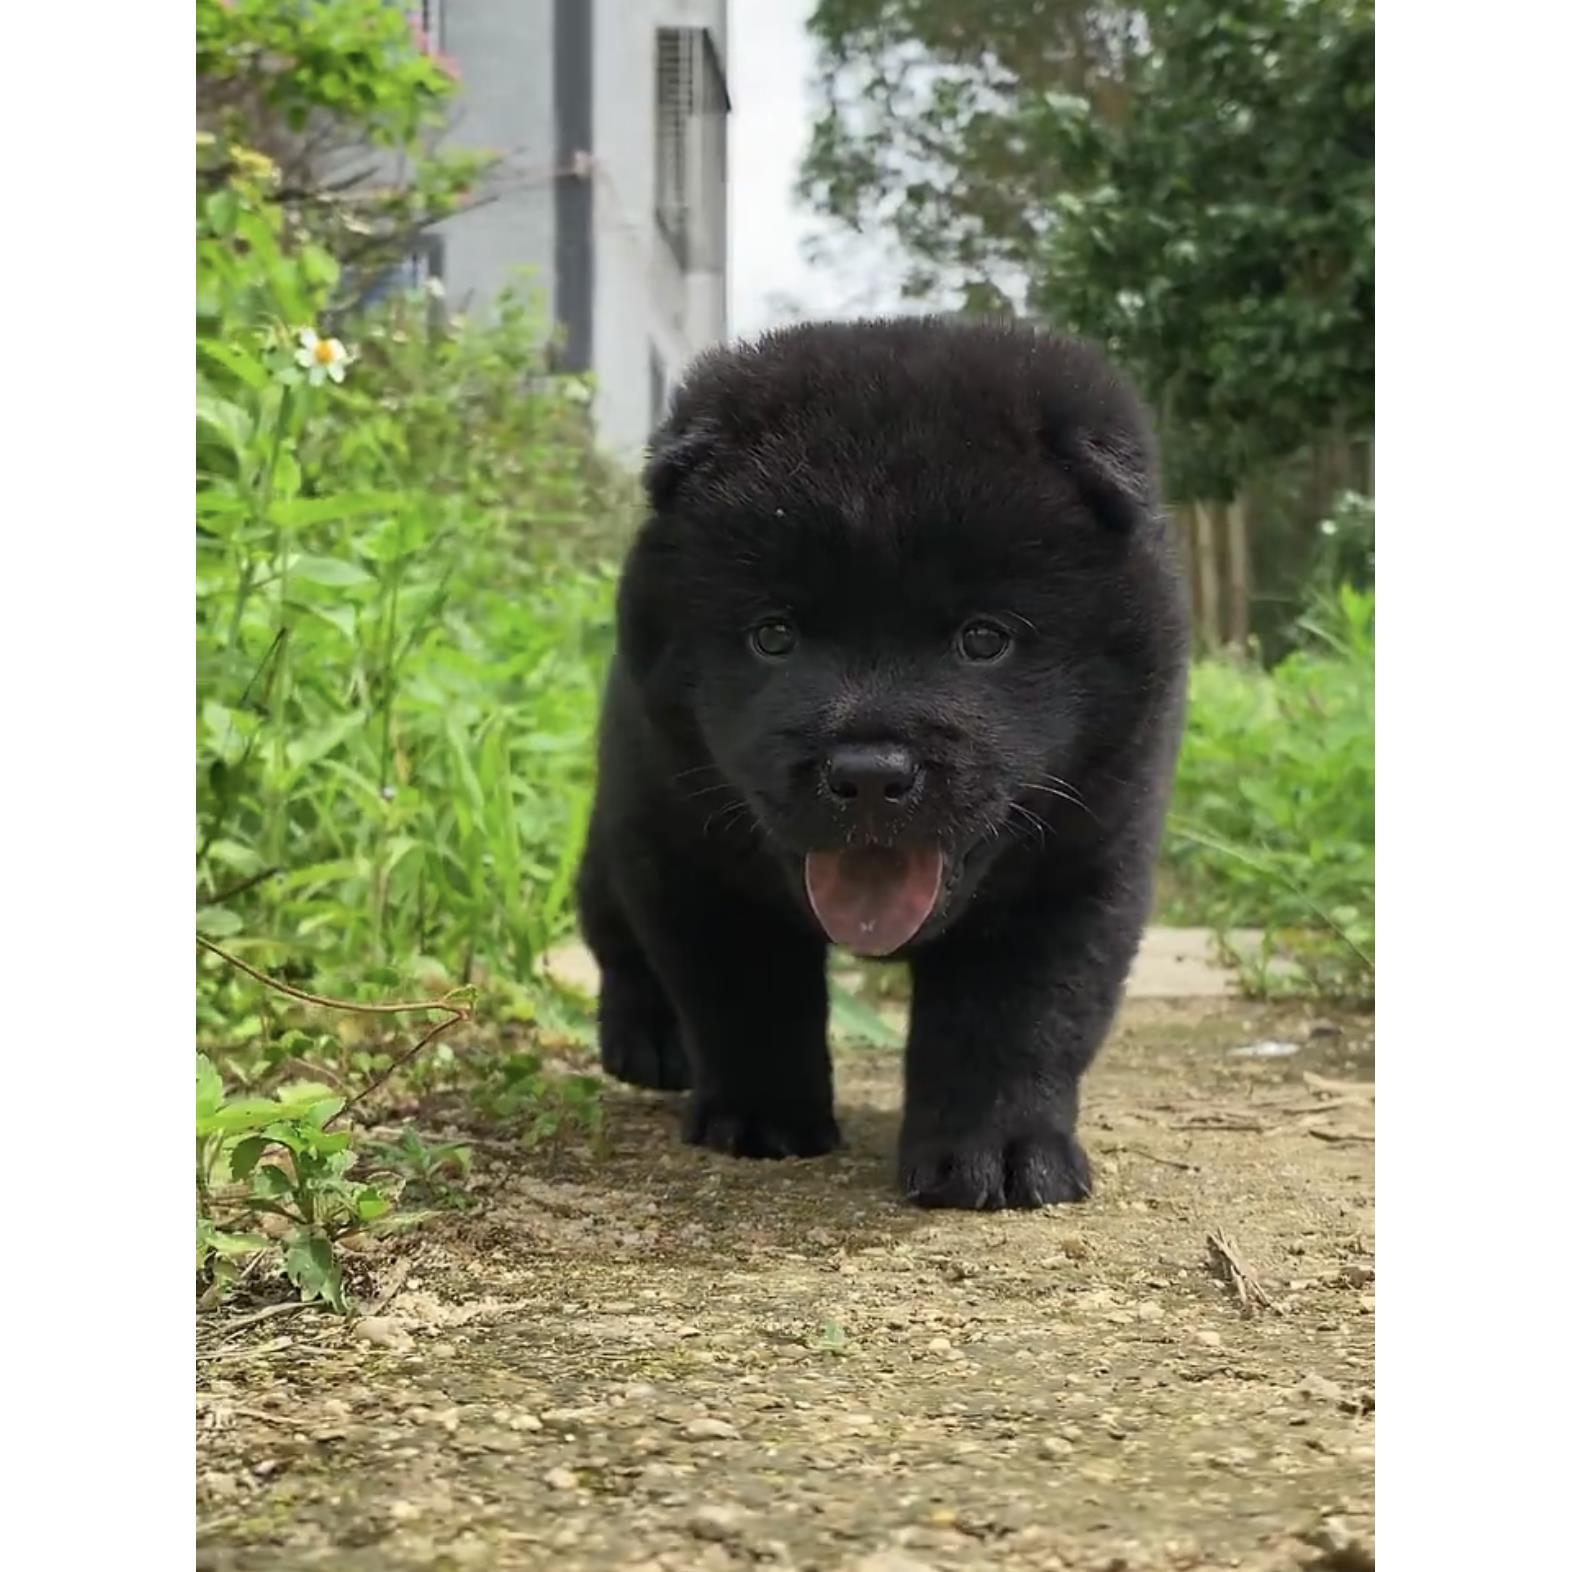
[196,997,1374,1572]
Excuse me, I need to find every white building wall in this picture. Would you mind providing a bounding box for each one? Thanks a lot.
[436,2,559,322]
[591,0,731,459]
[431,0,731,462]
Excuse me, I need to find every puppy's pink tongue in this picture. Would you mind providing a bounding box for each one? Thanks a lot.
[804,846,944,956]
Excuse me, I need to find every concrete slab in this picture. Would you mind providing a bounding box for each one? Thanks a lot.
[542,925,1246,1002]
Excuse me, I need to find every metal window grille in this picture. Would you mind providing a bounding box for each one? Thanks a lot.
[654,27,729,272]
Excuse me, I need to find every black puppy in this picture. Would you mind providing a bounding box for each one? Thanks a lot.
[577,317,1188,1209]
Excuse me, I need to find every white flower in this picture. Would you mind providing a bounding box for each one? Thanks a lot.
[1320,519,1338,536]
[424,276,447,301]
[295,328,351,386]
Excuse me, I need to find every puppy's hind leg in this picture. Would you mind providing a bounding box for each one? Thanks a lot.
[576,831,691,1092]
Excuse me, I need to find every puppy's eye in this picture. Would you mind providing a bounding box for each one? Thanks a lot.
[750,619,797,659]
[957,620,1012,663]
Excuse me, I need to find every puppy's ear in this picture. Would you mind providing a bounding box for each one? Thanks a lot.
[643,416,720,512]
[1046,425,1157,534]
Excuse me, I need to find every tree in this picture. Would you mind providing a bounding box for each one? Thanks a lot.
[800,0,1374,501]
[196,0,490,309]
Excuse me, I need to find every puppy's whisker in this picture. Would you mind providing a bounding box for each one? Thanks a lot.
[714,802,760,840]
[1006,802,1051,849]
[683,781,741,802]
[671,764,724,786]
[703,798,758,839]
[1023,778,1100,823]
[1024,774,1088,803]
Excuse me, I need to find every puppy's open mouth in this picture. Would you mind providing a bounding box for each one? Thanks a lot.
[804,846,945,957]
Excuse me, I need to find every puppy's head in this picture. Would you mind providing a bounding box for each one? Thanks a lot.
[622,318,1184,955]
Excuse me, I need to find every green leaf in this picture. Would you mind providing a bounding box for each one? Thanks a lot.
[197,338,268,391]
[204,188,240,237]
[230,1135,271,1179]
[287,554,376,588]
[252,1163,295,1199]
[283,1231,346,1312]
[197,393,252,461]
[208,1230,270,1258]
[269,492,400,528]
[271,1082,343,1119]
[272,450,303,502]
[202,1097,291,1137]
[196,905,245,938]
[285,716,361,770]
[196,1055,224,1121]
[202,839,265,876]
[829,980,902,1047]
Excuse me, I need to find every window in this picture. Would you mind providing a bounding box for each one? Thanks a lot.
[654,28,729,272]
[351,233,446,314]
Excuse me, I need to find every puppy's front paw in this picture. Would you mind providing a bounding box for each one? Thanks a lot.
[684,1094,841,1160]
[598,973,691,1091]
[899,1123,1091,1210]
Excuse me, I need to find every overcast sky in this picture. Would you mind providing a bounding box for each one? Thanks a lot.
[728,0,903,337]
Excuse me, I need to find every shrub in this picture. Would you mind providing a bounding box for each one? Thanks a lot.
[196,2,628,1309]
[1163,576,1374,1002]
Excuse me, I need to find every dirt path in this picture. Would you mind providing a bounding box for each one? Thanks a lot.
[197,996,1374,1572]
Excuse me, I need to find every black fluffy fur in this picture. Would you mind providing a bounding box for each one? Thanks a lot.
[577,317,1189,1209]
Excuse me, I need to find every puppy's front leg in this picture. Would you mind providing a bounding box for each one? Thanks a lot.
[632,877,839,1160]
[900,894,1141,1209]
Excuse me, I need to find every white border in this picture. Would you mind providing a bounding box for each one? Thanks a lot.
[1380,1,1572,1563]
[6,3,1571,1564]
[6,0,190,1562]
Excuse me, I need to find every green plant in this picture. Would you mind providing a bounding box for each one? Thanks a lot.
[196,170,618,1005]
[802,0,1373,500]
[195,0,634,1312]
[198,1054,392,1312]
[366,1129,474,1206]
[473,1053,606,1159]
[1162,580,1373,1001]
[827,976,904,1047]
[196,0,489,293]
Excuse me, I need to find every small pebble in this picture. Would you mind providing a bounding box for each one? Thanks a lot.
[1196,1329,1223,1349]
[852,1553,941,1572]
[1039,1435,1075,1461]
[1297,1373,1342,1402]
[542,1406,597,1429]
[682,1417,740,1441]
[687,1504,746,1541]
[543,1466,578,1491]
[352,1317,413,1351]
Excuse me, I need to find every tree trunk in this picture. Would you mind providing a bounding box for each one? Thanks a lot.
[1225,497,1251,650]
[1194,502,1222,652]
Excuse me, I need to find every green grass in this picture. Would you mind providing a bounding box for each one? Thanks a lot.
[1161,583,1374,1002]
[196,102,628,1308]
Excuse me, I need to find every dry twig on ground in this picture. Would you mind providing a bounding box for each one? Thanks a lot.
[1206,1229,1278,1315]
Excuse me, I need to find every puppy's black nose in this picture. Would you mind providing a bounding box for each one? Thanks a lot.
[825,743,921,805]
